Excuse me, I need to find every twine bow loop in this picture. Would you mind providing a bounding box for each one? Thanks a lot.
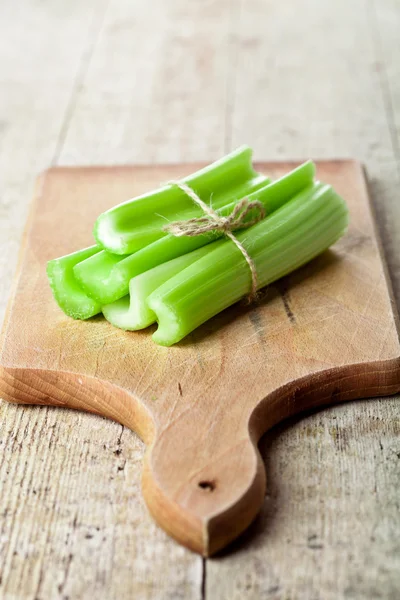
[162,180,266,300]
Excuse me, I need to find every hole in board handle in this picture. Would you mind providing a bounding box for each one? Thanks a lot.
[198,480,216,492]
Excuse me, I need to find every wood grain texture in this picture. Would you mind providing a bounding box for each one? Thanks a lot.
[0,0,109,322]
[0,400,202,600]
[1,0,400,597]
[56,0,233,165]
[1,159,399,558]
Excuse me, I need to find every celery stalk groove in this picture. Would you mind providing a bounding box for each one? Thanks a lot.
[102,246,212,330]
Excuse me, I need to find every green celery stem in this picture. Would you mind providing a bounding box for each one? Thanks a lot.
[148,183,349,346]
[102,245,212,330]
[94,145,263,254]
[74,161,315,305]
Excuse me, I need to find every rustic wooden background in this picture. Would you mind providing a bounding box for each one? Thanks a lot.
[0,1,399,598]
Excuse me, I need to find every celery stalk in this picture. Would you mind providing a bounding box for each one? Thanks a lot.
[46,246,102,319]
[102,245,212,330]
[94,145,265,254]
[74,176,272,304]
[147,183,349,346]
[74,161,315,305]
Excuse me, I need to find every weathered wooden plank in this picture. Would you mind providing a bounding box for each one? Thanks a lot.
[0,0,108,321]
[206,0,400,597]
[228,0,400,300]
[366,0,400,308]
[370,0,400,160]
[0,402,202,600]
[1,0,235,597]
[57,0,233,165]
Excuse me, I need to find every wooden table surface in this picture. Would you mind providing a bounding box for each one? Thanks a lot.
[0,1,399,598]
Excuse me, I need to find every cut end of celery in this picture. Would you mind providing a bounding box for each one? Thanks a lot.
[102,294,157,331]
[47,259,101,320]
[102,296,132,330]
[73,250,129,305]
[148,297,184,346]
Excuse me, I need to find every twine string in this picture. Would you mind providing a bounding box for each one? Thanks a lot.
[163,180,266,300]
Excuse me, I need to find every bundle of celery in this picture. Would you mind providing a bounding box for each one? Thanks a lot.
[47,146,349,346]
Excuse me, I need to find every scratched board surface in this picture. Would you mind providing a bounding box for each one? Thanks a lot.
[1,161,399,556]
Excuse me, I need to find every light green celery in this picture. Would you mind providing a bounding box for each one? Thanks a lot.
[74,161,315,305]
[75,173,273,304]
[102,245,212,330]
[148,183,349,346]
[94,145,265,254]
[75,176,272,304]
[46,246,102,319]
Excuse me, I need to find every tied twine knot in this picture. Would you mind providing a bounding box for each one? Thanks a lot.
[163,180,266,300]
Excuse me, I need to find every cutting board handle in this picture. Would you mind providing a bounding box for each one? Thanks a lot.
[140,359,400,555]
[143,412,266,557]
[1,358,400,556]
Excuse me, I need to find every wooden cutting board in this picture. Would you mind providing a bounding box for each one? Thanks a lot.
[1,161,399,556]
